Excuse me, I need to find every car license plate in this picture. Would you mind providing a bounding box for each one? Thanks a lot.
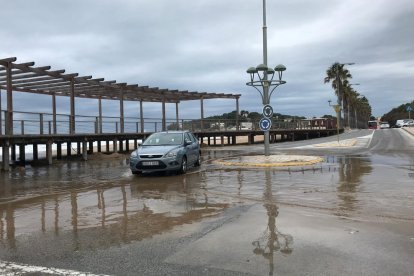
[143,161,159,166]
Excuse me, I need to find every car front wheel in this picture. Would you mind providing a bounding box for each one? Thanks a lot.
[179,156,187,174]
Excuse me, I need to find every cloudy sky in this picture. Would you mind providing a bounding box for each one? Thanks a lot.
[1,0,413,120]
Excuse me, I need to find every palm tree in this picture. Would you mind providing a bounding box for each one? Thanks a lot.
[356,96,372,128]
[348,90,361,128]
[324,63,352,128]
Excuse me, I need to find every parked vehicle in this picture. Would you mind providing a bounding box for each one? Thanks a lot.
[395,119,414,127]
[129,131,200,175]
[380,122,390,129]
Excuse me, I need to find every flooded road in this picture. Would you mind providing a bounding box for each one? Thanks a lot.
[0,129,414,275]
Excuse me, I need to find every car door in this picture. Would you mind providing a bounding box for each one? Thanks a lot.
[184,132,197,164]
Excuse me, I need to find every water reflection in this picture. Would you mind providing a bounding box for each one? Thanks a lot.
[252,170,293,276]
[0,171,228,252]
[334,156,372,217]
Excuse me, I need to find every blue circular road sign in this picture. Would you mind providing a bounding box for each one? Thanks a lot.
[259,117,272,131]
[262,104,273,118]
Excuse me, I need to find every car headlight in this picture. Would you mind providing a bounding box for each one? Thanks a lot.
[165,149,179,158]
[131,150,138,158]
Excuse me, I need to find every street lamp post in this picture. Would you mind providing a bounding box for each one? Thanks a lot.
[246,0,286,157]
[329,100,341,143]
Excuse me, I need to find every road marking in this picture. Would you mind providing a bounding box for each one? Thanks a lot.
[0,260,111,276]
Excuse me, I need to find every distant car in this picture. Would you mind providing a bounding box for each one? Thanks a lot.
[380,122,390,129]
[395,119,414,127]
[129,131,200,175]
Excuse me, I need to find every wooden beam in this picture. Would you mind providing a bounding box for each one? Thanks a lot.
[0,57,17,63]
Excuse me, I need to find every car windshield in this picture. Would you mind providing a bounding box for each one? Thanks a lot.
[142,133,183,146]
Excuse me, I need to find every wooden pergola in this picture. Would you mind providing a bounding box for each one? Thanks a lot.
[0,57,241,134]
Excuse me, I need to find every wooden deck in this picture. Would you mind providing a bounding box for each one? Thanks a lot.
[0,127,340,170]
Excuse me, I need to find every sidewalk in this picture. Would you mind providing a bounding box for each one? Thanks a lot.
[402,127,414,136]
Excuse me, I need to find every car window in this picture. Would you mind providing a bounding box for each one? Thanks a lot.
[190,133,198,143]
[143,133,183,146]
[185,133,193,144]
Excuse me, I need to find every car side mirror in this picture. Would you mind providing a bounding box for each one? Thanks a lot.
[184,139,192,146]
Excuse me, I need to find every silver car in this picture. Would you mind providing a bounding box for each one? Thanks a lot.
[129,131,200,175]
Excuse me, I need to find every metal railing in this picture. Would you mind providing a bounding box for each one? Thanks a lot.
[0,110,336,136]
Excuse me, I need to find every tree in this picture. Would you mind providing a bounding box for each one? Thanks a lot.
[324,62,352,128]
[381,101,414,126]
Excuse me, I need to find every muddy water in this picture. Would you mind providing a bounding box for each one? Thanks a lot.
[0,150,413,253]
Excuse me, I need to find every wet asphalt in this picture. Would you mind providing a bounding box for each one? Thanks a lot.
[0,129,414,275]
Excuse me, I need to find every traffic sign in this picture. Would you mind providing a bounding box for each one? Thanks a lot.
[406,106,413,112]
[259,117,272,131]
[262,104,273,118]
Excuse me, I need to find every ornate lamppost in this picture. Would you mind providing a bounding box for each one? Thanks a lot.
[246,0,286,157]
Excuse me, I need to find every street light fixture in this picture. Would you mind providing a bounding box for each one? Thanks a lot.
[246,64,286,104]
[328,100,341,143]
[245,0,287,157]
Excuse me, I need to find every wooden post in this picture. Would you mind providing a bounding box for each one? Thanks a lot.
[2,140,10,171]
[39,114,44,135]
[67,142,71,157]
[120,89,124,133]
[6,61,13,136]
[162,94,166,131]
[82,141,87,161]
[200,97,204,131]
[11,144,16,163]
[140,100,144,133]
[33,144,38,161]
[176,102,180,130]
[236,96,240,130]
[98,97,103,134]
[57,142,62,159]
[88,141,93,154]
[52,93,57,134]
[106,141,110,152]
[46,141,53,165]
[119,140,124,152]
[95,117,99,134]
[113,139,118,153]
[70,78,75,134]
[19,144,25,164]
[97,141,101,152]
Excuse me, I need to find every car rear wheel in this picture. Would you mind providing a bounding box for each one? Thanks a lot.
[179,156,187,174]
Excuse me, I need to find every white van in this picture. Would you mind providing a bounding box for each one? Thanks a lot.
[395,119,414,127]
